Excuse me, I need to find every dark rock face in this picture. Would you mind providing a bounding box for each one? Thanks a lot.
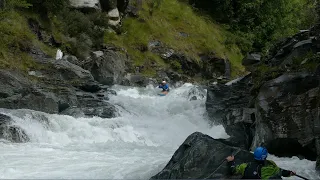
[149,40,230,80]
[242,53,261,66]
[0,70,60,114]
[206,25,320,169]
[201,53,231,79]
[265,30,319,67]
[63,55,81,67]
[150,132,254,179]
[206,73,255,149]
[0,54,118,119]
[120,73,152,87]
[61,91,118,118]
[252,73,320,160]
[83,50,128,85]
[0,113,29,143]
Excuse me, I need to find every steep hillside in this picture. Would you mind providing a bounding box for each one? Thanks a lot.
[104,0,245,78]
[0,0,245,83]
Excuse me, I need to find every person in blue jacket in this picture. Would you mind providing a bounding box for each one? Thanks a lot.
[159,80,169,93]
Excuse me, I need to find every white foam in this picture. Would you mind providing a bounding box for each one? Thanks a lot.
[0,84,317,179]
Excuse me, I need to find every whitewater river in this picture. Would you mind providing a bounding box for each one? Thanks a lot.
[0,84,318,179]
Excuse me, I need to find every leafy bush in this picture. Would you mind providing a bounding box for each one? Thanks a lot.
[48,8,109,58]
[26,0,68,15]
[187,0,317,53]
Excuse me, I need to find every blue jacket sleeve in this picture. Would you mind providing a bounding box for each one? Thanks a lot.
[159,84,169,90]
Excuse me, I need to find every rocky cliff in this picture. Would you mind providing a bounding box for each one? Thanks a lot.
[206,25,320,169]
[151,24,320,180]
[151,132,254,179]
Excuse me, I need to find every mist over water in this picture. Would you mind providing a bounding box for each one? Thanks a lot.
[0,84,318,179]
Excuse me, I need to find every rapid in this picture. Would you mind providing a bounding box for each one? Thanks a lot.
[0,84,318,179]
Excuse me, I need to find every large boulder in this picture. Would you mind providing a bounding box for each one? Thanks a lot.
[264,29,319,67]
[252,72,320,160]
[100,0,129,26]
[201,53,231,79]
[0,70,60,114]
[69,0,101,11]
[150,132,254,179]
[61,91,118,118]
[0,113,29,143]
[0,54,117,119]
[121,73,150,87]
[82,50,128,85]
[206,73,255,149]
[242,53,261,66]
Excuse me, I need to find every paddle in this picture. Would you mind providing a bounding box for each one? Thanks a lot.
[204,148,241,179]
[294,174,309,180]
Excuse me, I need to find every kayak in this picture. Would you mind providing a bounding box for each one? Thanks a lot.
[158,91,168,96]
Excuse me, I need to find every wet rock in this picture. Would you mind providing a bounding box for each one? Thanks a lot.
[63,55,81,67]
[265,30,319,66]
[77,81,102,93]
[242,53,261,66]
[121,73,149,87]
[40,59,101,93]
[83,49,128,85]
[201,53,230,79]
[150,132,254,179]
[61,94,118,118]
[206,73,254,150]
[252,72,320,160]
[0,70,61,114]
[167,70,182,82]
[53,59,94,82]
[0,113,29,143]
[0,54,117,119]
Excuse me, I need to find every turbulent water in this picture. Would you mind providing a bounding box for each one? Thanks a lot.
[0,83,318,179]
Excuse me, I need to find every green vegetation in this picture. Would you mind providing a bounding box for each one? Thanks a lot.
[187,0,317,54]
[0,2,37,70]
[0,0,318,80]
[104,0,246,77]
[0,0,108,71]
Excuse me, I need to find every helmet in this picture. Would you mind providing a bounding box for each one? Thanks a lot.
[253,147,268,161]
[162,80,166,84]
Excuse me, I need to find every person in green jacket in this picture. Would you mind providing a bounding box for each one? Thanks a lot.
[226,146,296,179]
